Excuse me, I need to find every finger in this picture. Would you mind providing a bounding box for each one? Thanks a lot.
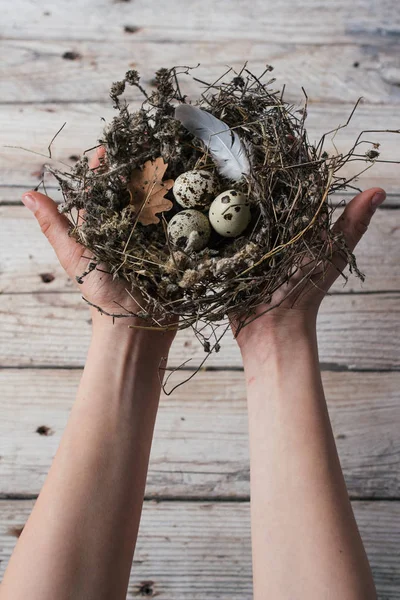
[325,187,386,283]
[22,191,85,279]
[285,188,384,287]
[88,145,106,170]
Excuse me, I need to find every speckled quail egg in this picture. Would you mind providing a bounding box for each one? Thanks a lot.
[173,169,218,210]
[167,209,211,252]
[209,190,251,237]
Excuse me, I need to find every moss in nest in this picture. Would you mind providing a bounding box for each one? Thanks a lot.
[48,64,396,358]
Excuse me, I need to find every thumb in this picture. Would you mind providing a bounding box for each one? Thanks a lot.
[22,191,85,279]
[332,187,386,253]
[324,187,386,283]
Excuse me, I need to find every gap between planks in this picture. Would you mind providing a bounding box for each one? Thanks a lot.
[1,494,399,502]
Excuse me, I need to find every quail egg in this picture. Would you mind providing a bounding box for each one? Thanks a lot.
[167,209,211,252]
[173,169,218,210]
[209,190,251,237]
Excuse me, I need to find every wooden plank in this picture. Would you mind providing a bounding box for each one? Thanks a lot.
[0,205,71,293]
[0,291,399,370]
[2,102,400,193]
[1,39,400,105]
[2,0,399,44]
[1,205,400,294]
[0,187,64,204]
[0,369,398,498]
[0,499,398,598]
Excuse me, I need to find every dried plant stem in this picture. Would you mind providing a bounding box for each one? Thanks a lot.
[47,65,399,378]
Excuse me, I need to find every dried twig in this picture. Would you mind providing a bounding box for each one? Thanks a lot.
[48,65,400,378]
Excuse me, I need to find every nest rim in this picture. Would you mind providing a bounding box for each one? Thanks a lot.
[48,64,388,340]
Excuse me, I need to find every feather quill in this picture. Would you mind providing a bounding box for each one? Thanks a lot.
[175,104,250,181]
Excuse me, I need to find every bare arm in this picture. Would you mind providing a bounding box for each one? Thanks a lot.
[0,175,176,599]
[1,318,172,600]
[241,318,376,599]
[235,188,386,600]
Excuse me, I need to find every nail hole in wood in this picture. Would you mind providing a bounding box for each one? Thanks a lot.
[40,273,55,284]
[62,51,82,61]
[124,25,141,33]
[136,581,155,596]
[36,425,54,436]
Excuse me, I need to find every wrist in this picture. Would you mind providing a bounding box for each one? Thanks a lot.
[84,317,173,404]
[239,310,317,373]
[90,311,176,363]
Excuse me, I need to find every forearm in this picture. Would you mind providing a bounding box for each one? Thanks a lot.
[1,317,172,600]
[241,316,376,600]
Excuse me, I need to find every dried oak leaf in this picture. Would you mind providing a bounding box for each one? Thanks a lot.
[128,157,174,225]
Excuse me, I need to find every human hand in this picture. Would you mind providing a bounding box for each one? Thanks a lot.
[233,187,386,350]
[22,150,177,346]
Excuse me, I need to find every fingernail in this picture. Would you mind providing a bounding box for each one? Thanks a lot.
[22,193,37,213]
[371,191,386,210]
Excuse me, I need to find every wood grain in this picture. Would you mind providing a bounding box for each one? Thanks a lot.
[1,39,400,105]
[0,499,398,598]
[0,186,62,203]
[0,291,399,370]
[2,0,399,44]
[1,1,399,594]
[1,205,400,294]
[0,369,398,499]
[2,102,399,193]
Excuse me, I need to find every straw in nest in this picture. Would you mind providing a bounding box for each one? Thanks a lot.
[47,64,398,364]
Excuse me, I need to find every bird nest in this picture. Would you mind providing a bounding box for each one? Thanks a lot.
[49,65,386,349]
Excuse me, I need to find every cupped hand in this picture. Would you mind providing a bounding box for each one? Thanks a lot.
[22,150,177,342]
[233,187,386,348]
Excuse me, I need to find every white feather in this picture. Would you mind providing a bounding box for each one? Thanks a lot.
[175,104,250,181]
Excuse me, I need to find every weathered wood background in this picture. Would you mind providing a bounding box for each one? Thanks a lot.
[1,0,400,597]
